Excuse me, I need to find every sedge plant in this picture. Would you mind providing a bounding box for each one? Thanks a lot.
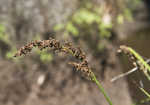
[116,45,150,104]
[14,37,113,105]
[13,38,150,105]
[117,45,150,81]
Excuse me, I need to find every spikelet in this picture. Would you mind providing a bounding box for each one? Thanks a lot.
[14,37,94,81]
[118,45,138,67]
[14,38,62,57]
[68,60,93,80]
[63,42,86,61]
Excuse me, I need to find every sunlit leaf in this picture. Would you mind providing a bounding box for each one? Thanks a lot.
[53,24,65,31]
[66,22,79,36]
[117,14,124,24]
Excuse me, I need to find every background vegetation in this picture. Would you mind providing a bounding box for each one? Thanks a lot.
[0,0,149,105]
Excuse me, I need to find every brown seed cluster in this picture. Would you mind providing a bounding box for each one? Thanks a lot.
[14,37,93,80]
[69,60,93,80]
[14,38,62,57]
[63,42,86,61]
[63,42,93,79]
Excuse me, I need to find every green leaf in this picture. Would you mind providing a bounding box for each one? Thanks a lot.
[117,14,124,24]
[124,9,133,21]
[40,53,53,62]
[6,48,17,59]
[66,22,79,36]
[0,25,5,32]
[53,24,65,31]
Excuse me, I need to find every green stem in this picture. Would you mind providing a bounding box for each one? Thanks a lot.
[128,47,150,80]
[139,87,150,98]
[92,72,113,105]
[128,47,150,72]
[63,45,114,105]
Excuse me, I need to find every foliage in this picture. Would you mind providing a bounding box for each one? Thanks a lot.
[54,2,112,39]
[36,49,53,62]
[53,0,141,53]
[117,8,133,24]
[53,0,141,39]
[0,24,17,59]
[0,24,10,44]
[0,32,53,62]
[116,0,142,24]
[6,47,17,59]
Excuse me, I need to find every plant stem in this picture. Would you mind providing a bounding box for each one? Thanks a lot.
[139,87,150,98]
[91,72,113,105]
[128,47,150,80]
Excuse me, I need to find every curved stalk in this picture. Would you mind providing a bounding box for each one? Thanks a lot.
[92,72,113,105]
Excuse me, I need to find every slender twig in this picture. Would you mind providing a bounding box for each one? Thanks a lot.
[111,59,150,82]
[111,67,137,82]
[140,87,150,98]
[133,81,150,99]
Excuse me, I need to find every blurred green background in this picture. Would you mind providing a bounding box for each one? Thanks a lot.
[0,0,149,105]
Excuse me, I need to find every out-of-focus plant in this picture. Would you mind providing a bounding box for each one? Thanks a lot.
[33,35,53,62]
[54,1,141,52]
[54,2,112,39]
[117,0,142,24]
[117,9,133,24]
[0,24,17,59]
[0,24,10,44]
[0,30,53,62]
[128,0,142,9]
[53,1,114,53]
[36,49,53,62]
[54,0,141,39]
[6,47,17,59]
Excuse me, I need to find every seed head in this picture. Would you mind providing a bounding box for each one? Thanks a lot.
[14,37,94,81]
[14,38,62,57]
[69,60,93,80]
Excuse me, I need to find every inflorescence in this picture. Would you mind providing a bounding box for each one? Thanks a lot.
[118,45,150,81]
[118,45,138,67]
[14,37,93,80]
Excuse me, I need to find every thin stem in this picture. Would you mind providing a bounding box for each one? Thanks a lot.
[111,59,150,82]
[91,72,113,105]
[139,87,150,98]
[111,67,137,82]
[128,47,150,80]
